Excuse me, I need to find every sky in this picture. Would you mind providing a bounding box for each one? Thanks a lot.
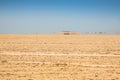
[0,0,120,34]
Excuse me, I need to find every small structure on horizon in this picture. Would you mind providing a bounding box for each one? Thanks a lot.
[57,31,79,35]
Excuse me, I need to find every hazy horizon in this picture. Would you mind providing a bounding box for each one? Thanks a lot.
[0,0,120,34]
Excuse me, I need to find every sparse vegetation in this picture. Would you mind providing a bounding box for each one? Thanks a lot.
[1,60,8,64]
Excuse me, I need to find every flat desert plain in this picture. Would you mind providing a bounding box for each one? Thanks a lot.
[0,34,120,80]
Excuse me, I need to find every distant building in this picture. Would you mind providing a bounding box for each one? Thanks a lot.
[57,31,79,35]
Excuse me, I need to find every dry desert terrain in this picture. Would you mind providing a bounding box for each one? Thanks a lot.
[0,34,120,80]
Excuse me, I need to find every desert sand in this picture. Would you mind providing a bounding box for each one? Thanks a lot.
[0,34,120,80]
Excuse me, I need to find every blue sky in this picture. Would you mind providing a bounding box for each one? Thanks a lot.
[0,0,120,34]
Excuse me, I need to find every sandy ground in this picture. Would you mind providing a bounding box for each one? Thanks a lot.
[0,34,120,80]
